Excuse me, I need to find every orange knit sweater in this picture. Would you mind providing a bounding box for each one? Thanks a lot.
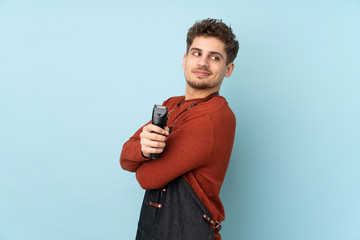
[120,94,236,240]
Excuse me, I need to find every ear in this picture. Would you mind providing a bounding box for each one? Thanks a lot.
[182,53,187,69]
[224,62,235,77]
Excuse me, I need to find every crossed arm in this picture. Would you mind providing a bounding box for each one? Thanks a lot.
[120,115,215,189]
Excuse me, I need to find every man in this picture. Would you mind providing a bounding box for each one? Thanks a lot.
[120,18,239,240]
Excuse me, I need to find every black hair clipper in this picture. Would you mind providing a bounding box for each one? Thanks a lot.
[151,105,168,159]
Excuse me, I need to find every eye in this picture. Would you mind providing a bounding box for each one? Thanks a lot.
[192,51,201,56]
[211,56,220,61]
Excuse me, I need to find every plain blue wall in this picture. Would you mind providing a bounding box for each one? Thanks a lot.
[1,1,359,239]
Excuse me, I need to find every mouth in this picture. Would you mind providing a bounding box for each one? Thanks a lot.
[192,69,212,77]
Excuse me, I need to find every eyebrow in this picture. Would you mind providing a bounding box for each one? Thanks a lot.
[189,47,224,60]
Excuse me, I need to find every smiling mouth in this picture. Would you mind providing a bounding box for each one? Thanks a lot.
[193,69,211,77]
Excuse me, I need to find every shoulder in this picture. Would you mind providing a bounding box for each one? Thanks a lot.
[162,96,184,108]
[200,96,236,123]
[182,96,235,132]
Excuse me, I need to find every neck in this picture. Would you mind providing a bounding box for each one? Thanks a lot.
[185,86,220,100]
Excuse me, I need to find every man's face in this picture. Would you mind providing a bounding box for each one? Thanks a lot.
[182,36,234,91]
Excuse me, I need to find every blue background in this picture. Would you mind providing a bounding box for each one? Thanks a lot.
[1,0,359,239]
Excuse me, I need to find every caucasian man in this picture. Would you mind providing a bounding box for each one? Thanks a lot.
[120,18,239,240]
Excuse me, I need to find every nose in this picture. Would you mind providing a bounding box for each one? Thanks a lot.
[198,55,209,68]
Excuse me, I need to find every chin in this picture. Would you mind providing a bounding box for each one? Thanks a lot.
[187,80,213,90]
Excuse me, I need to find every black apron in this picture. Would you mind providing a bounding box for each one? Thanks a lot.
[136,177,215,240]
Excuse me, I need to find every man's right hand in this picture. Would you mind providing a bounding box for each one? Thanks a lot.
[140,124,170,158]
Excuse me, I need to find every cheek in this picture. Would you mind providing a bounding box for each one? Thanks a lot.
[185,60,196,72]
[219,65,228,75]
[213,66,225,75]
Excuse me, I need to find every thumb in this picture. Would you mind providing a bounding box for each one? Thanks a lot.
[164,126,170,135]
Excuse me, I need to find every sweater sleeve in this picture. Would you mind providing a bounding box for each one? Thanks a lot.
[135,114,215,189]
[119,98,173,172]
[119,121,151,172]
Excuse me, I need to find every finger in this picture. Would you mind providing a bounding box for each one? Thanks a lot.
[150,132,167,142]
[150,140,166,149]
[141,138,166,149]
[141,141,166,156]
[144,124,167,135]
[140,131,167,142]
[142,146,165,155]
[163,126,170,135]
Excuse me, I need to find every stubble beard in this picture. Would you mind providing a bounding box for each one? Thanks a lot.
[186,77,215,90]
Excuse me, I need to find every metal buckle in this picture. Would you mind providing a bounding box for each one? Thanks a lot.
[203,214,222,231]
[214,221,222,231]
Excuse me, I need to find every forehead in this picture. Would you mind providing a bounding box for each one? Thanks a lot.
[189,36,226,54]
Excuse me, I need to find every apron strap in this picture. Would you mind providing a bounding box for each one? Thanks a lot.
[203,214,222,231]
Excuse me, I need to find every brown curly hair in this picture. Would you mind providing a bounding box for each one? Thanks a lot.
[186,18,239,65]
